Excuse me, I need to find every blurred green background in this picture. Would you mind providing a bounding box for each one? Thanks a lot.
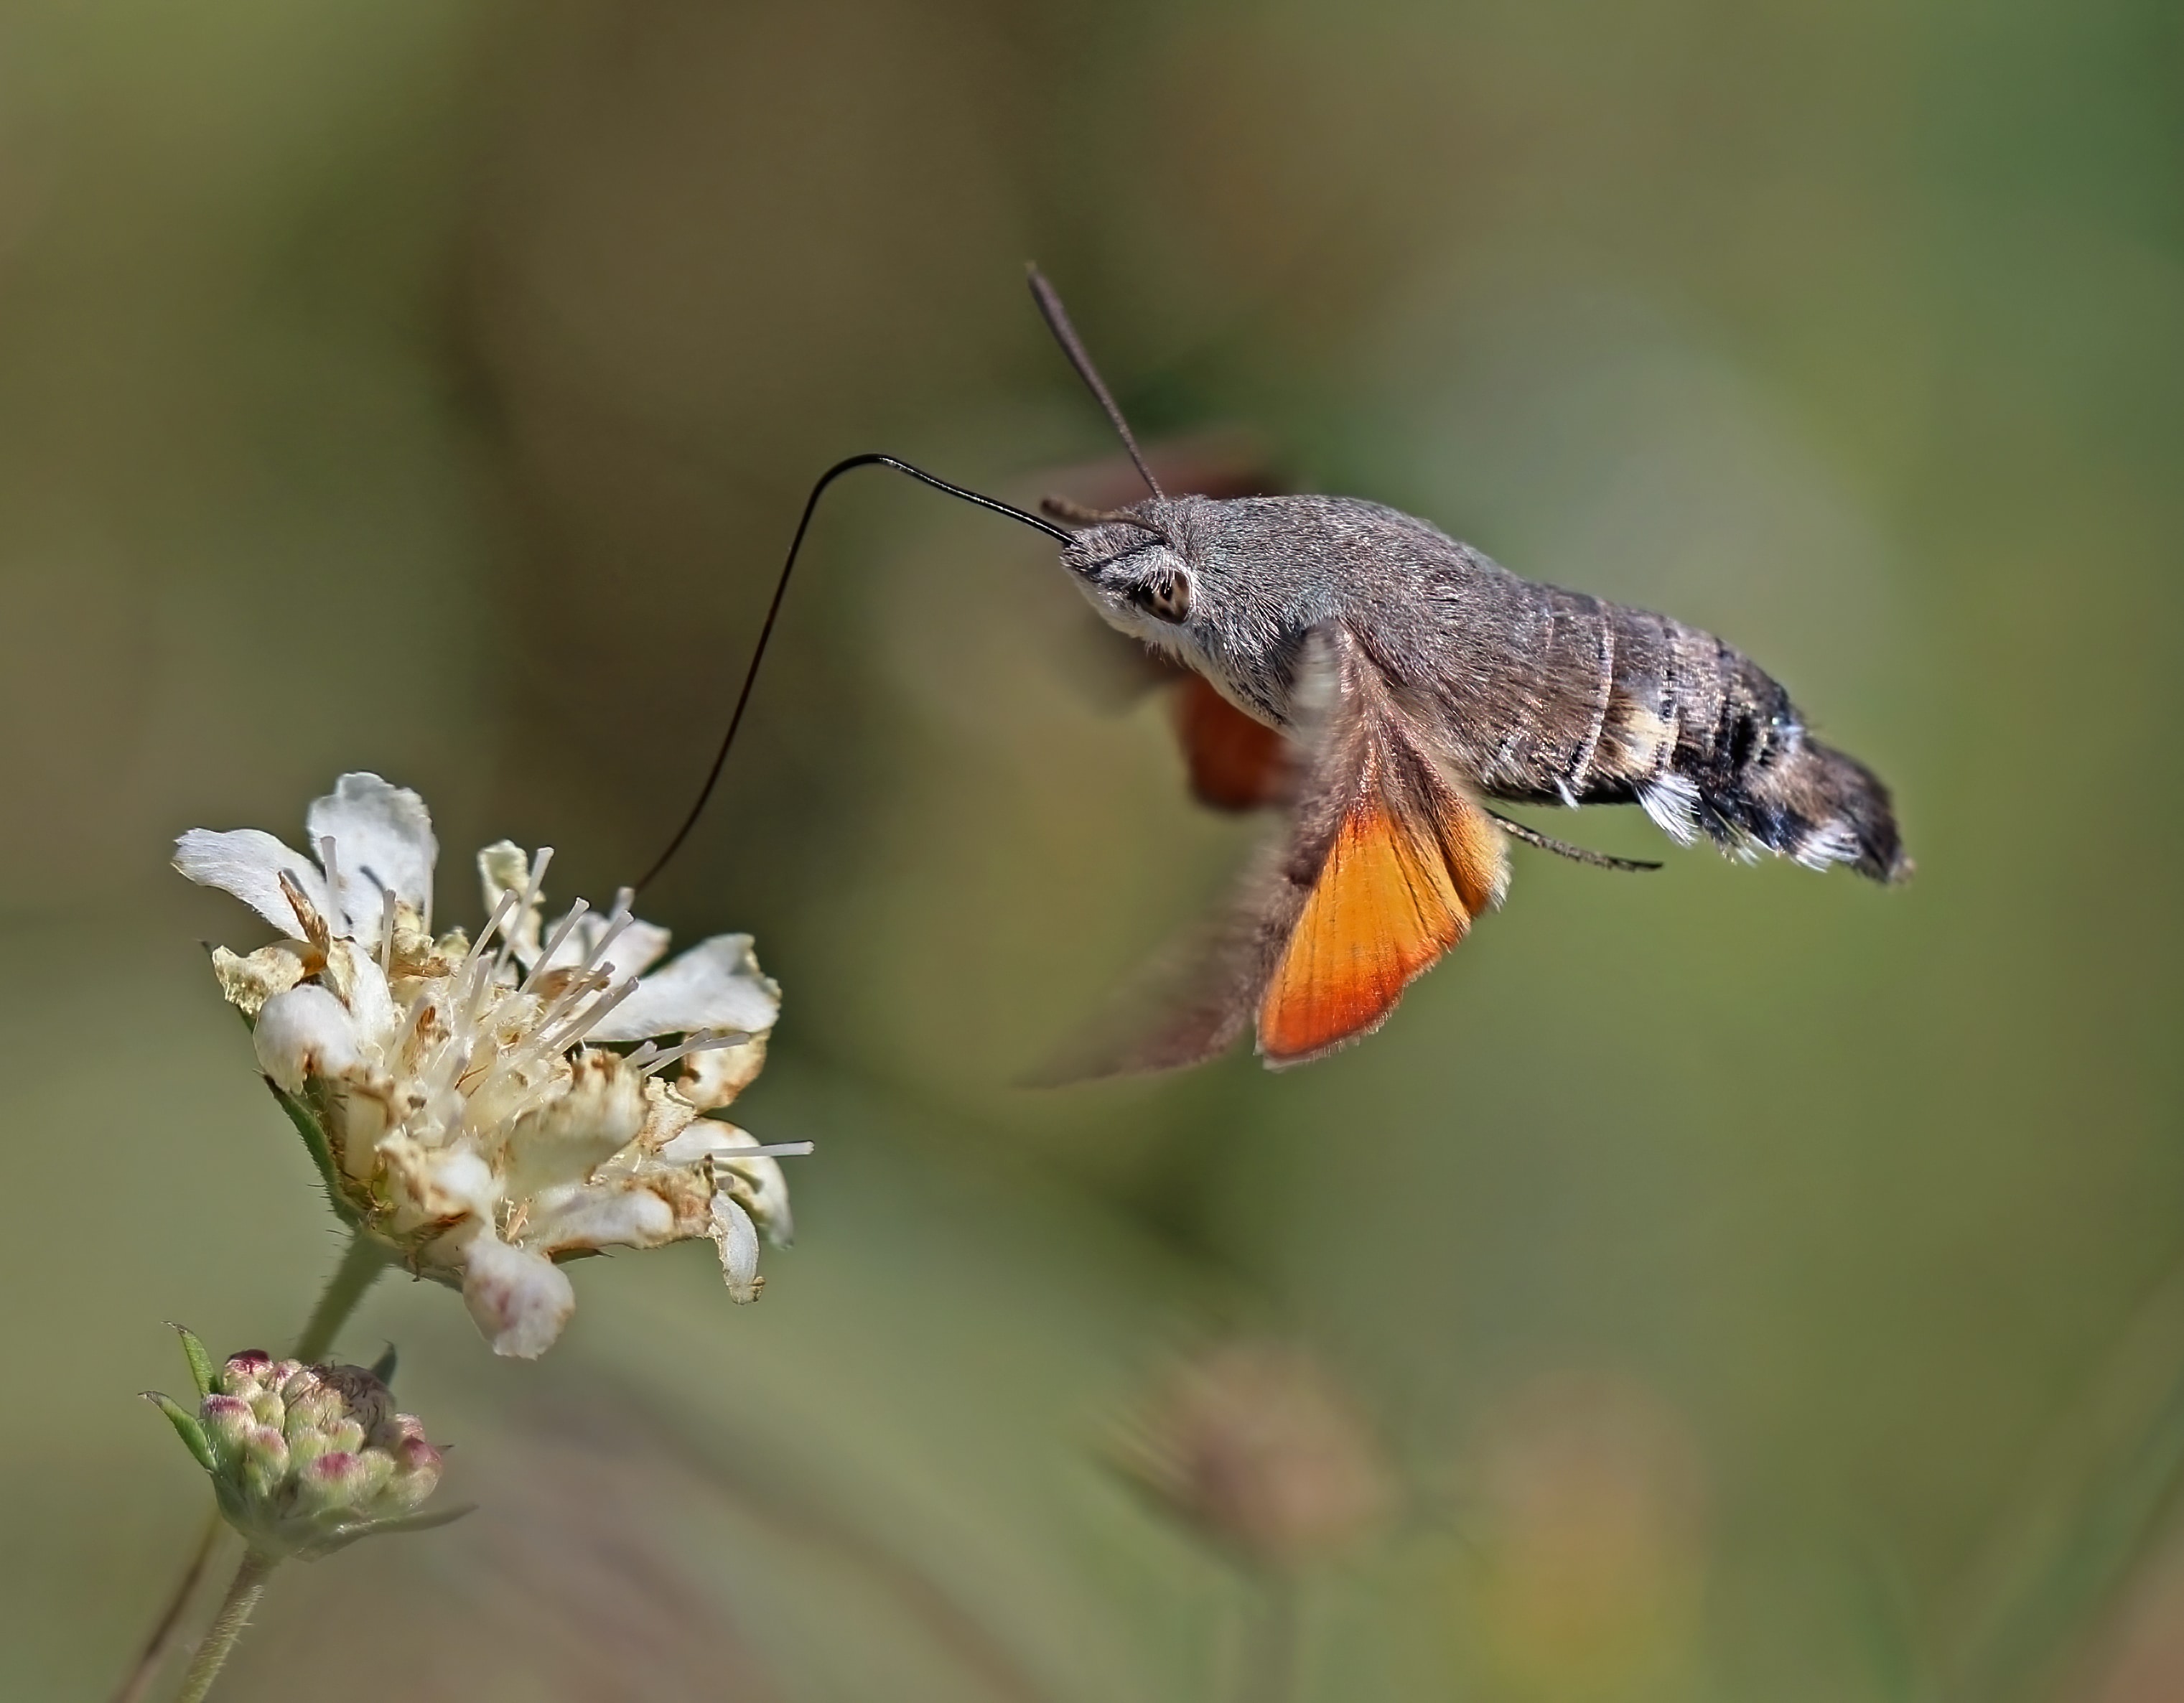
[4,0,2180,1697]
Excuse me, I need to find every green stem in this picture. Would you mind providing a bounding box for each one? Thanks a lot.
[172,1551,276,1703]
[291,1233,391,1362]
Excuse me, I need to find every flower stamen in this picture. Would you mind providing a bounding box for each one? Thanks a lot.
[574,896,637,984]
[491,846,554,981]
[521,898,592,993]
[635,1031,753,1077]
[317,835,345,933]
[537,975,641,1056]
[459,889,521,985]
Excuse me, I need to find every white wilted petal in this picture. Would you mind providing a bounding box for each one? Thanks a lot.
[537,908,671,981]
[526,1182,678,1256]
[499,1054,648,1198]
[676,1033,769,1112]
[306,773,437,941]
[321,939,399,1049]
[253,984,363,1093]
[588,934,781,1042]
[477,841,546,966]
[210,943,310,1018]
[401,1146,498,1223]
[460,1236,575,1359]
[719,1147,795,1249]
[656,1124,795,1246]
[174,828,332,939]
[710,1193,763,1303]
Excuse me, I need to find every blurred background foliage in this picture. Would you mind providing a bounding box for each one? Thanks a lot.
[2,0,2180,1697]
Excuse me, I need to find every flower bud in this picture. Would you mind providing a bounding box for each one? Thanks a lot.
[277,1365,323,1404]
[200,1394,257,1465]
[239,1425,289,1505]
[282,1384,345,1444]
[319,1363,396,1441]
[218,1350,276,1397]
[292,1447,396,1516]
[385,1431,445,1514]
[150,1330,467,1560]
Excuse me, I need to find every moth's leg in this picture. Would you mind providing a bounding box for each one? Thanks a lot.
[1485,811,1662,872]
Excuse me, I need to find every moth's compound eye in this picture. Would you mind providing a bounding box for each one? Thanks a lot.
[1130,571,1192,624]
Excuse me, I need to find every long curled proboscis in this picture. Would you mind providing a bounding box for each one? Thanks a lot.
[635,454,1073,892]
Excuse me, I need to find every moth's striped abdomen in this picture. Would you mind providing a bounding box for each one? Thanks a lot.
[1567,599,1907,882]
[1440,571,1908,885]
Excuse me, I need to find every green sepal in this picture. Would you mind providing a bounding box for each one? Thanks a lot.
[171,1324,218,1399]
[302,1503,475,1561]
[368,1343,398,1388]
[145,1392,216,1472]
[352,1503,475,1541]
[265,1079,365,1232]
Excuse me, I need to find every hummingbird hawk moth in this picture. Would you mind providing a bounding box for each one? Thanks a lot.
[1018,270,1908,1072]
[641,270,1909,1075]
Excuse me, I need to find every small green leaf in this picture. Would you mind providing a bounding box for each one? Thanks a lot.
[171,1324,218,1399]
[144,1391,215,1472]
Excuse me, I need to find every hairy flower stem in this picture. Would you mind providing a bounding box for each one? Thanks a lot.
[172,1552,276,1703]
[292,1232,393,1361]
[108,1233,388,1703]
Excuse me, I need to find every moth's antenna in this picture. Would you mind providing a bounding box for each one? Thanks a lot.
[1026,264,1167,502]
[636,453,1073,892]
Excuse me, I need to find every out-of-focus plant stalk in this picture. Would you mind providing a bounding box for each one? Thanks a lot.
[106,1516,223,1703]
[1240,1568,1299,1703]
[172,1551,275,1703]
[1943,1259,2184,1703]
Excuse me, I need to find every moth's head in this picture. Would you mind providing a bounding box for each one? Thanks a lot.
[1055,495,1299,723]
[1058,499,1206,651]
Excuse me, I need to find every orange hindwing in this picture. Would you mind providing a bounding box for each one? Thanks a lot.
[1257,783,1505,1066]
[1174,673,1296,811]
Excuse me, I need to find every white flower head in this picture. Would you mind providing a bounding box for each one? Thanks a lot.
[177,773,809,1358]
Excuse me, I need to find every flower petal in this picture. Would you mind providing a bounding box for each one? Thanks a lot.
[523,1181,679,1256]
[675,1032,769,1112]
[709,1193,763,1303]
[586,934,781,1042]
[654,1124,794,1246]
[459,1236,575,1359]
[254,985,363,1093]
[391,1144,498,1223]
[498,1053,648,1198]
[174,828,331,938]
[537,907,671,981]
[307,775,437,941]
[321,939,400,1049]
[477,841,545,966]
[210,942,312,1018]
